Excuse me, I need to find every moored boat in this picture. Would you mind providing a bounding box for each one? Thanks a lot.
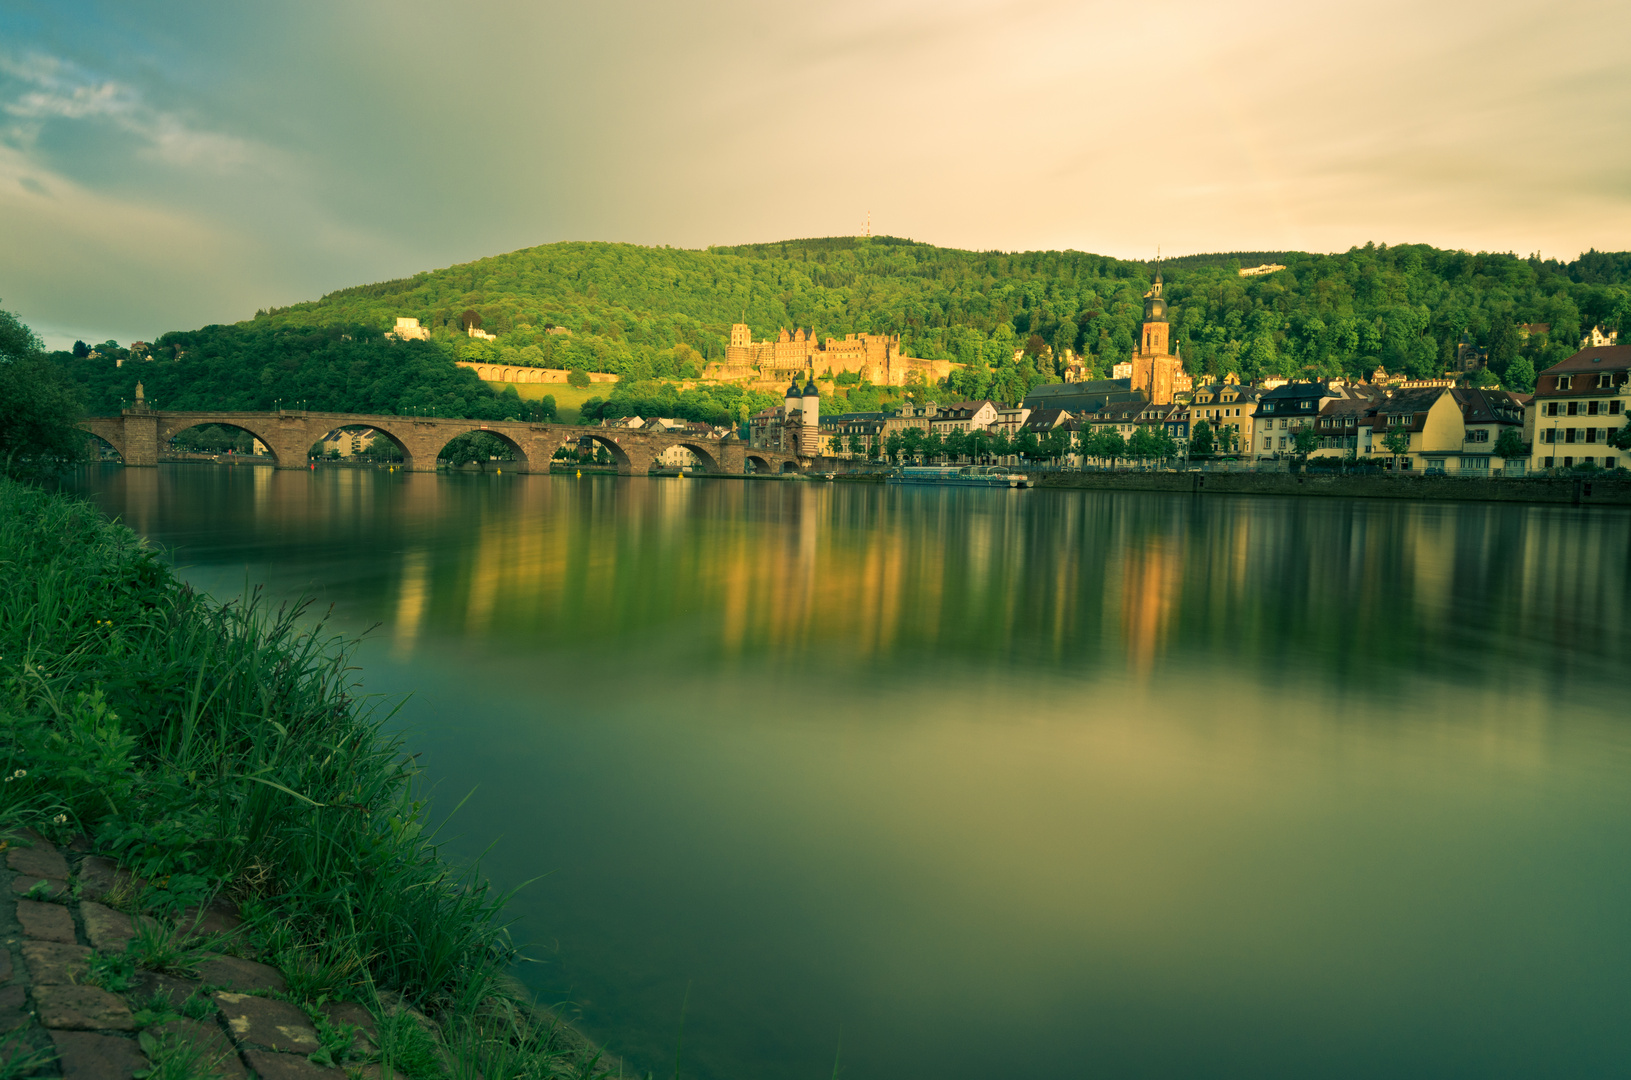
[886,465,1031,488]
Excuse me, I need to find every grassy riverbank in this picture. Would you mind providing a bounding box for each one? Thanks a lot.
[0,478,617,1079]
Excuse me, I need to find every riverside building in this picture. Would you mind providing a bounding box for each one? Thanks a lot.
[1528,344,1630,471]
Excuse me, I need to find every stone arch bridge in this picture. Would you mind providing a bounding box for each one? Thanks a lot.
[78,410,806,475]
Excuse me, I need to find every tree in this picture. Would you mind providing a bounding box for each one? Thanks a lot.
[966,428,990,463]
[1012,430,1040,461]
[901,427,925,462]
[1504,356,1537,392]
[988,431,1011,461]
[922,430,945,462]
[567,368,591,388]
[1086,428,1125,467]
[1127,426,1159,462]
[1042,425,1071,463]
[1292,425,1320,471]
[0,308,84,479]
[72,340,90,359]
[1494,427,1527,461]
[847,431,865,457]
[885,431,904,463]
[1189,419,1215,457]
[1611,421,1631,452]
[1151,427,1178,463]
[944,429,969,462]
[1382,428,1411,471]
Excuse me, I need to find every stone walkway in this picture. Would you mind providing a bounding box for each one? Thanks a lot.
[1,830,406,1080]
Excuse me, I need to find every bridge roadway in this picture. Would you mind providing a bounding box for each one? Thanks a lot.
[78,409,806,476]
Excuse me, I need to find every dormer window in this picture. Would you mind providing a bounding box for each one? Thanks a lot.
[1557,375,1572,391]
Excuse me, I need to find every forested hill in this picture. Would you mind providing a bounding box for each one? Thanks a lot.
[248,237,1631,395]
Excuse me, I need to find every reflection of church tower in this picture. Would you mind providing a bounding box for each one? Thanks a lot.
[1129,271,1189,405]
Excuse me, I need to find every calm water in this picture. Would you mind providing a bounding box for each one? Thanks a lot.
[66,466,1631,1079]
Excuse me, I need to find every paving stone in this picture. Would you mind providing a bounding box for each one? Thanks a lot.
[6,843,69,881]
[11,876,70,900]
[0,984,28,1032]
[346,1064,407,1080]
[68,834,94,853]
[22,940,92,984]
[198,956,286,994]
[128,971,204,1010]
[179,898,244,940]
[16,898,76,944]
[76,858,142,904]
[81,902,135,953]
[0,946,12,983]
[318,1002,377,1055]
[214,993,320,1054]
[149,1017,248,1080]
[34,984,136,1030]
[241,1049,344,1080]
[49,1031,148,1080]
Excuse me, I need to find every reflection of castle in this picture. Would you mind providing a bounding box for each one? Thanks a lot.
[706,324,955,387]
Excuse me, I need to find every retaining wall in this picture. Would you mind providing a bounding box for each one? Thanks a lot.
[1032,471,1631,506]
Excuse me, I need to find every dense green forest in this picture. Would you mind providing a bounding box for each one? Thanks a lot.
[241,238,1631,399]
[51,323,556,421]
[50,238,1631,418]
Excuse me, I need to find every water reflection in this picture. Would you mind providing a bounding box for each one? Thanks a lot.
[64,467,1631,1080]
[76,467,1629,693]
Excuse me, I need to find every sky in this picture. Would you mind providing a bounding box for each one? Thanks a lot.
[2,0,1628,349]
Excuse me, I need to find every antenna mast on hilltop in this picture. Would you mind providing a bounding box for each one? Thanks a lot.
[866,210,871,239]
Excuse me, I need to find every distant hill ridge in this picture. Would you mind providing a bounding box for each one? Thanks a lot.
[250,237,1629,397]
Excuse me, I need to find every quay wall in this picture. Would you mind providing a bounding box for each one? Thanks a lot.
[1032,471,1631,506]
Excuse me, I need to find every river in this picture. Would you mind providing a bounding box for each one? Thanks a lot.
[65,465,1631,1079]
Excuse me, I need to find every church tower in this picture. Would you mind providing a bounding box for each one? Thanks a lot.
[1128,270,1189,405]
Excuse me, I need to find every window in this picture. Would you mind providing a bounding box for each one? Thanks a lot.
[1565,428,1577,443]
[1608,456,1618,468]
[1467,429,1489,442]
[1544,429,1556,443]
[1558,375,1572,390]
[1567,401,1578,416]
[1611,401,1624,414]
[1564,456,1575,467]
[1599,374,1613,388]
[1545,456,1555,467]
[1586,428,1598,443]
[1546,402,1559,416]
[1588,400,1600,415]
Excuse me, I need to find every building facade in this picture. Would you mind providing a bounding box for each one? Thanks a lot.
[1528,345,1630,471]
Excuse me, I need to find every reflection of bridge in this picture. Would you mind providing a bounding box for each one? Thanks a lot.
[78,410,806,475]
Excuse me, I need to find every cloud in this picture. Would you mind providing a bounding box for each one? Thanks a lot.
[0,51,253,170]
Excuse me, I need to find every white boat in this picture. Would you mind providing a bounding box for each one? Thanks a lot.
[886,465,1031,488]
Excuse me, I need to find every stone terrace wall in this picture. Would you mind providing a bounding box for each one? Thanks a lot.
[1032,471,1631,506]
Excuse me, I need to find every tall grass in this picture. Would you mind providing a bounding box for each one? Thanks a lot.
[0,479,610,1077]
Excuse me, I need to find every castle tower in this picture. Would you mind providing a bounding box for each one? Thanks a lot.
[784,378,802,419]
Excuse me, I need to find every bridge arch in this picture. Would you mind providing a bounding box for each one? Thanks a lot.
[160,420,280,465]
[82,431,123,463]
[430,425,536,472]
[663,441,722,473]
[745,453,773,474]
